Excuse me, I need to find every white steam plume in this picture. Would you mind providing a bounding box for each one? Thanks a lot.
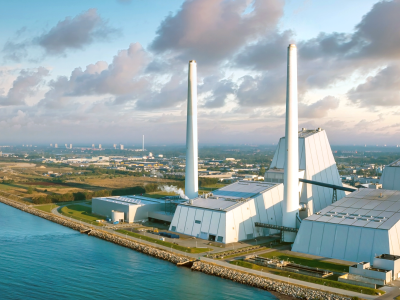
[159,185,189,200]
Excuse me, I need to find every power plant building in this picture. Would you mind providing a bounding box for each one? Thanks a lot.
[92,196,178,223]
[380,159,400,191]
[292,189,400,263]
[266,128,345,217]
[169,181,284,243]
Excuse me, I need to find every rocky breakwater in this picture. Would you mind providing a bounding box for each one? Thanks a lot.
[191,261,351,300]
[0,197,189,264]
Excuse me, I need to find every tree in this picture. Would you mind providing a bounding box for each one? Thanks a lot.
[259,166,266,176]
[27,186,33,194]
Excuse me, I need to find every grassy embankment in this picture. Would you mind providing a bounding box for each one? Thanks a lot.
[59,204,105,226]
[229,260,384,296]
[117,229,212,254]
[35,204,59,213]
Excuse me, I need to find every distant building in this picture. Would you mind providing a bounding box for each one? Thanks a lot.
[54,144,58,148]
[99,144,102,149]
[120,144,124,150]
[70,144,72,149]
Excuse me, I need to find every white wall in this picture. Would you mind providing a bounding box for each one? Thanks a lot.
[269,130,345,216]
[381,167,400,191]
[292,219,392,262]
[169,184,284,244]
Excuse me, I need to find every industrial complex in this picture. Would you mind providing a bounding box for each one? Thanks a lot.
[90,44,400,289]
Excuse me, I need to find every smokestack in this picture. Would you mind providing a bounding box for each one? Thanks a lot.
[185,60,198,199]
[282,44,299,242]
[142,135,144,151]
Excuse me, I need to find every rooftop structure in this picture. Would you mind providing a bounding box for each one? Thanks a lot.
[380,158,400,190]
[292,189,400,262]
[169,181,284,243]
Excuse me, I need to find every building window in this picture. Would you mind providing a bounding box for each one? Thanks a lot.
[195,220,201,224]
[171,226,176,231]
[217,236,223,242]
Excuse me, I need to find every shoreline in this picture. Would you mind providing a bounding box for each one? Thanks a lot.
[0,197,351,300]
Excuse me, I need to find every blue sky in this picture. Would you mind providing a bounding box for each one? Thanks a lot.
[1,0,400,146]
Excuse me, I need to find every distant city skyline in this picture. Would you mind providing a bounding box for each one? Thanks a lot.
[1,0,399,145]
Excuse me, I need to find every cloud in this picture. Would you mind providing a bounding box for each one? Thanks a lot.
[3,9,119,61]
[234,30,294,70]
[236,73,286,107]
[37,8,119,55]
[201,75,236,108]
[347,64,400,107]
[150,0,284,65]
[39,43,149,109]
[0,67,49,106]
[299,96,340,118]
[135,74,186,110]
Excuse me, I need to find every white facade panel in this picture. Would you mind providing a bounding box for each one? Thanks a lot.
[344,227,361,262]
[357,228,375,262]
[308,222,324,256]
[332,225,349,260]
[177,206,188,233]
[200,210,213,234]
[232,206,246,241]
[209,212,221,235]
[225,211,237,243]
[184,207,196,235]
[320,223,336,258]
[217,213,226,243]
[292,220,313,253]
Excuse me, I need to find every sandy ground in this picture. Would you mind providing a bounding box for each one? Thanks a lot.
[0,162,37,168]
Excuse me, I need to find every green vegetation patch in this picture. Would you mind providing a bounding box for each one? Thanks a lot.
[35,204,58,213]
[117,229,211,254]
[59,204,104,225]
[260,251,349,273]
[229,260,384,296]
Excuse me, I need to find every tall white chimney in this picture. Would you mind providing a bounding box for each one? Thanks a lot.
[185,60,198,199]
[282,44,299,242]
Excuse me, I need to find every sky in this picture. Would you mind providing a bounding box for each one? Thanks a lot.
[1,0,400,146]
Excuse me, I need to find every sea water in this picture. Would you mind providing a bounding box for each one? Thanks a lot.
[0,203,277,300]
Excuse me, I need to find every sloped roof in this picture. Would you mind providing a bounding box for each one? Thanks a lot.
[307,189,400,229]
[182,181,280,212]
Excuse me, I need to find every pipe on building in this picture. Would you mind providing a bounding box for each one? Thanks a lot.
[282,44,299,242]
[185,60,199,199]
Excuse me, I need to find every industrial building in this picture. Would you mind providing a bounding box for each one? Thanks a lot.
[92,195,180,223]
[169,181,284,243]
[292,189,400,263]
[265,128,345,217]
[380,159,400,190]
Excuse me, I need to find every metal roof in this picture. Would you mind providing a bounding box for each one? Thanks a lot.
[298,129,323,138]
[183,181,280,212]
[388,159,400,167]
[308,189,400,229]
[93,195,165,206]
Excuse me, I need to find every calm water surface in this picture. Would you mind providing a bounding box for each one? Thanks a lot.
[0,203,276,300]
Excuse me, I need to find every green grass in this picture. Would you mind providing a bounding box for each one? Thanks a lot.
[216,247,269,259]
[229,260,384,296]
[117,229,212,254]
[259,251,349,273]
[59,204,104,225]
[35,204,59,213]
